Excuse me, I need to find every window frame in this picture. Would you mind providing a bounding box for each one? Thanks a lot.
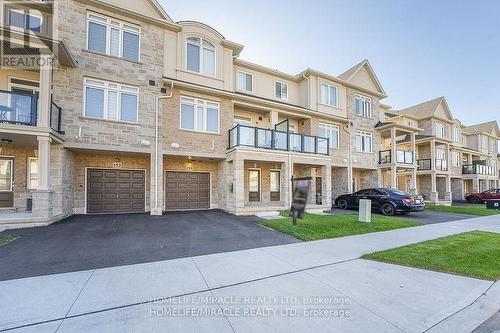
[275,81,288,101]
[320,83,338,107]
[237,70,254,92]
[86,12,141,62]
[0,159,13,192]
[6,7,44,33]
[354,94,372,118]
[83,78,140,123]
[179,96,220,134]
[452,126,460,142]
[319,122,340,149]
[26,157,39,190]
[270,170,281,193]
[451,151,460,167]
[355,130,373,153]
[185,36,217,77]
[435,122,445,138]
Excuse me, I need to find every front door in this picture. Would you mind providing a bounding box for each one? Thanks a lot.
[316,177,322,204]
[270,170,280,201]
[0,158,14,208]
[248,169,260,202]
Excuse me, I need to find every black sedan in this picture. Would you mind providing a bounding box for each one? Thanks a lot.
[334,188,425,216]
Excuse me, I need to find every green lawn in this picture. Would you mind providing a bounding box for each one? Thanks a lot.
[258,212,420,241]
[426,204,500,216]
[0,234,18,246]
[364,231,500,280]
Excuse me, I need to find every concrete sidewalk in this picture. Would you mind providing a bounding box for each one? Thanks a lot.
[1,215,498,332]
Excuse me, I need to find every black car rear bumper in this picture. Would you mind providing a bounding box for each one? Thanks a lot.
[396,204,425,212]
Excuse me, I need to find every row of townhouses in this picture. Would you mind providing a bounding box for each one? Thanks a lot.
[0,0,499,228]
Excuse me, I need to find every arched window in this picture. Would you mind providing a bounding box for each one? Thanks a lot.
[186,37,216,77]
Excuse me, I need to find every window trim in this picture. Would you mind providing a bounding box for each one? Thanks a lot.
[6,7,44,33]
[320,83,338,107]
[275,81,288,101]
[86,11,141,62]
[83,78,140,124]
[179,96,220,134]
[0,158,14,192]
[185,36,217,77]
[451,151,460,167]
[270,170,281,193]
[435,122,445,138]
[26,157,38,190]
[355,130,373,153]
[354,94,372,118]
[319,122,340,149]
[233,115,252,126]
[237,70,254,92]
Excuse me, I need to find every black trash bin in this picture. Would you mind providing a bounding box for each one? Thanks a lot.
[485,200,500,210]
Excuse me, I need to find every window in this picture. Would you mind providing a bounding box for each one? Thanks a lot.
[0,159,13,191]
[249,170,259,192]
[275,81,288,101]
[84,78,139,123]
[180,96,220,133]
[436,148,446,160]
[270,171,280,192]
[481,135,488,150]
[7,8,42,32]
[87,13,141,62]
[435,122,445,138]
[237,71,253,92]
[320,83,337,107]
[27,158,38,190]
[355,95,372,117]
[233,115,252,126]
[186,37,216,76]
[319,123,340,149]
[452,152,459,167]
[452,126,460,142]
[355,130,373,153]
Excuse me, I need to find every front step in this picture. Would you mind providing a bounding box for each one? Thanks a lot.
[255,211,281,218]
[305,208,327,215]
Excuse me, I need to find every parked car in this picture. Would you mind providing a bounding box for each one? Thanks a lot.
[334,188,425,216]
[465,189,500,204]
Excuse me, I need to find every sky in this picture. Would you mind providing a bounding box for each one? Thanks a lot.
[159,0,500,126]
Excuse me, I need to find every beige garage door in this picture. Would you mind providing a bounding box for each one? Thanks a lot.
[87,169,145,214]
[165,171,210,210]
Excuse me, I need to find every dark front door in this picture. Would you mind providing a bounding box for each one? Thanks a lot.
[248,170,260,202]
[87,169,145,214]
[315,177,322,204]
[165,171,210,210]
[0,158,13,208]
[270,170,280,201]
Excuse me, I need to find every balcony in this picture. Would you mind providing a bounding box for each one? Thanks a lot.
[417,159,431,170]
[228,124,329,155]
[378,149,414,164]
[462,163,496,176]
[0,90,62,134]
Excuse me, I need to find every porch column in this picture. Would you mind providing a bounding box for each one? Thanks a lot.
[38,54,53,128]
[390,127,397,165]
[430,140,436,171]
[269,110,279,128]
[445,175,452,202]
[390,166,397,189]
[322,165,332,208]
[411,132,416,164]
[150,153,163,215]
[37,136,52,191]
[233,157,245,212]
[472,177,479,193]
[282,159,291,207]
[410,167,417,194]
[446,143,452,172]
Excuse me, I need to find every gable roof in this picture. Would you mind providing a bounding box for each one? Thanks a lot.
[397,96,454,120]
[337,59,386,95]
[463,121,500,136]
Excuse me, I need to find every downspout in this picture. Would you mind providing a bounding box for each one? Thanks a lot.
[153,81,173,215]
[302,73,310,109]
[343,122,353,193]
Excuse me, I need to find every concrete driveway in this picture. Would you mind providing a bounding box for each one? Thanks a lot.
[329,207,475,224]
[0,210,298,281]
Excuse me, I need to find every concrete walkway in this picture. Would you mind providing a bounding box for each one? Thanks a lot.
[1,215,498,332]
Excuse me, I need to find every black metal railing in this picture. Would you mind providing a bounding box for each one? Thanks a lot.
[379,149,414,164]
[0,89,38,126]
[228,124,329,155]
[435,159,448,171]
[417,159,431,170]
[50,98,63,134]
[462,163,496,175]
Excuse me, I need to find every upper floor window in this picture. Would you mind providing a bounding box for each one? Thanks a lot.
[84,78,139,123]
[237,71,253,92]
[435,122,445,138]
[87,13,141,62]
[275,81,288,101]
[319,123,340,149]
[320,83,337,107]
[481,135,488,150]
[186,37,216,77]
[234,115,252,127]
[7,8,42,32]
[436,148,446,160]
[180,96,219,134]
[355,130,372,153]
[27,157,38,190]
[452,126,460,142]
[451,152,460,167]
[355,94,372,118]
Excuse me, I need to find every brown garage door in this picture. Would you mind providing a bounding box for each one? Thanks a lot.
[87,169,145,214]
[165,171,210,210]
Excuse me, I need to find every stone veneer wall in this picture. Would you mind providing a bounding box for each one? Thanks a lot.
[451,178,463,201]
[332,167,350,199]
[417,174,432,200]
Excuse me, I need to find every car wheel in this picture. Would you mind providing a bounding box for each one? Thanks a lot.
[470,196,482,204]
[338,199,349,210]
[381,203,395,216]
